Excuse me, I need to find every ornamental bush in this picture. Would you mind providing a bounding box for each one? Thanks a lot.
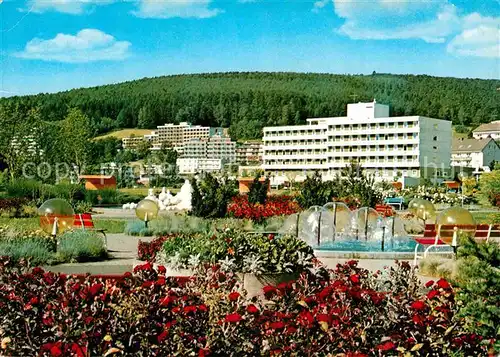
[0,258,493,356]
[189,174,238,219]
[247,174,269,205]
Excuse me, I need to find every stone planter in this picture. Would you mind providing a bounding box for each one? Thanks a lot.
[242,272,300,298]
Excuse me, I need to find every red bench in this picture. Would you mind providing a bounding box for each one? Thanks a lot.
[413,223,500,265]
[73,213,107,247]
[375,204,395,217]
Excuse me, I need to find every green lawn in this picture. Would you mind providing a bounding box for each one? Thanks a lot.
[0,217,126,234]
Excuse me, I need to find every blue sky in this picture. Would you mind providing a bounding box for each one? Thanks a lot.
[0,0,499,97]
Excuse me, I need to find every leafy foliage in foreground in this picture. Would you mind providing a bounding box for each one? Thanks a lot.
[0,258,494,356]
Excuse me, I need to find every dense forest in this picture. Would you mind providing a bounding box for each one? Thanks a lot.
[1,72,499,140]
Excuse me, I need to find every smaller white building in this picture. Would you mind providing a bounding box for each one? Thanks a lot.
[177,158,222,174]
[472,121,500,140]
[451,137,500,170]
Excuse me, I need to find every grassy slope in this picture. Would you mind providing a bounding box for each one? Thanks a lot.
[94,129,153,140]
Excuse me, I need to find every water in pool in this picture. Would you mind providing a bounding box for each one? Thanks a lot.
[317,238,418,252]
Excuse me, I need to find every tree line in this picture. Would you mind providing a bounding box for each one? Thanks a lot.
[1,72,498,140]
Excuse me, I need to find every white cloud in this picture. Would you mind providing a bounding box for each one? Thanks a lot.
[335,1,461,43]
[133,0,222,19]
[313,0,329,12]
[330,0,500,58]
[27,0,115,14]
[14,29,131,63]
[447,25,500,58]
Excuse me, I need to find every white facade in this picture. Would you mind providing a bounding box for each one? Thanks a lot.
[262,101,452,182]
[451,138,500,170]
[176,158,222,174]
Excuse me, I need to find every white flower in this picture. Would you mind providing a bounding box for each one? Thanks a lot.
[187,253,201,267]
[242,253,264,274]
[167,252,183,269]
[218,256,236,272]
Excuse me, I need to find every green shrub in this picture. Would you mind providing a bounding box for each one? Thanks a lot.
[453,236,500,340]
[56,230,108,263]
[0,237,54,266]
[248,174,269,205]
[296,171,335,208]
[479,169,500,207]
[74,201,93,214]
[124,220,154,236]
[190,174,238,218]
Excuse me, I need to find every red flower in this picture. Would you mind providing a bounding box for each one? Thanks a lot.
[184,305,197,314]
[70,343,86,357]
[156,277,166,286]
[285,326,297,335]
[157,265,167,274]
[225,313,242,323]
[228,292,240,301]
[160,296,176,307]
[246,304,259,314]
[427,290,439,300]
[410,301,426,310]
[376,341,396,351]
[198,304,208,312]
[158,331,168,343]
[350,274,360,284]
[142,281,154,288]
[270,321,285,330]
[412,314,424,324]
[316,314,331,324]
[89,283,103,296]
[425,280,435,288]
[50,343,63,356]
[437,278,451,290]
[263,286,277,297]
[29,296,39,305]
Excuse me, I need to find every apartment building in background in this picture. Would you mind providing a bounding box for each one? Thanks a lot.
[237,141,263,165]
[182,136,237,163]
[262,101,452,184]
[451,137,500,170]
[472,121,500,140]
[176,158,223,174]
[122,135,145,150]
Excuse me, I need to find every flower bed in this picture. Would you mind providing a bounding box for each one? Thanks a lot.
[152,230,314,275]
[0,257,493,356]
[227,195,300,222]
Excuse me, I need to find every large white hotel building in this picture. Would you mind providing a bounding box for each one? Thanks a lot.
[262,101,452,183]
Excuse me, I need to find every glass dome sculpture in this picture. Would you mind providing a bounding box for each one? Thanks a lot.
[354,207,380,240]
[436,207,475,245]
[38,198,75,235]
[298,206,335,248]
[323,202,353,235]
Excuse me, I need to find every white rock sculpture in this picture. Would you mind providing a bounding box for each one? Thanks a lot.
[123,181,193,212]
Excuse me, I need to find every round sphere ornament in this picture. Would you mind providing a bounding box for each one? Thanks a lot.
[135,199,159,223]
[436,207,475,245]
[415,199,436,222]
[38,198,75,235]
[408,198,424,215]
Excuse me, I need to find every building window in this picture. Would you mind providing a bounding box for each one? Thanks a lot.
[433,136,438,141]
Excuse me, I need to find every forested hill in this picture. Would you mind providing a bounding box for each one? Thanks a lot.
[2,72,499,140]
